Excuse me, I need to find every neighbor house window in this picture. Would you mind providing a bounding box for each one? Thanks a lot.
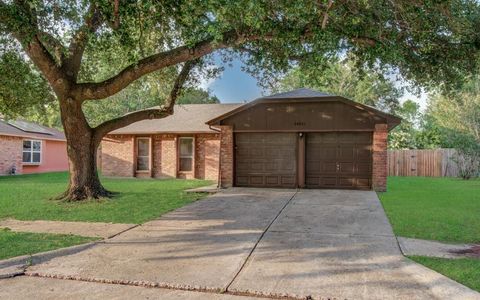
[179,137,194,172]
[136,137,150,171]
[23,140,41,164]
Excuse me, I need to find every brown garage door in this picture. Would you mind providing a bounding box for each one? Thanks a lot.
[235,133,297,188]
[305,132,372,189]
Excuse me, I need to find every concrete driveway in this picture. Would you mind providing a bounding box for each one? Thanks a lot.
[4,189,479,299]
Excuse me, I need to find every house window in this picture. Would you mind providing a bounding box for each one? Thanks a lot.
[179,137,194,172]
[23,140,41,164]
[136,138,150,171]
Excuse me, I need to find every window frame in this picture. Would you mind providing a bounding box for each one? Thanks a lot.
[22,139,42,165]
[135,137,151,172]
[178,136,195,173]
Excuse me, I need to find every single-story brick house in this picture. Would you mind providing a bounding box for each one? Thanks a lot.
[101,88,400,191]
[0,118,68,175]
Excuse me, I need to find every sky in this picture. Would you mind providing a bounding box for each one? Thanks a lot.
[202,58,429,111]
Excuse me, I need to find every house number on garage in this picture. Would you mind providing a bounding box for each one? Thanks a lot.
[294,121,306,126]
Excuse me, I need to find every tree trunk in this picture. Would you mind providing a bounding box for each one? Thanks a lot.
[57,97,111,201]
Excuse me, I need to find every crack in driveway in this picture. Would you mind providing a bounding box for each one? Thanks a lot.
[224,190,298,292]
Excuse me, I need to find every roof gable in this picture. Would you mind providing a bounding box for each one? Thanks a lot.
[206,89,401,130]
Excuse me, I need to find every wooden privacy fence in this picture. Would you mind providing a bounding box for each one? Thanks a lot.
[387,148,459,177]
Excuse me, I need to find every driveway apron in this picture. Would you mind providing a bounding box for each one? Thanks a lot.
[25,188,296,292]
[24,189,479,299]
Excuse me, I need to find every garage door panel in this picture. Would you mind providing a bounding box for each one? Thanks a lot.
[357,162,372,173]
[249,176,264,185]
[236,176,249,185]
[265,176,279,185]
[357,178,371,189]
[306,132,372,189]
[281,176,296,185]
[339,162,355,173]
[338,147,355,160]
[235,133,296,188]
[357,147,371,159]
[321,162,337,173]
[322,177,337,187]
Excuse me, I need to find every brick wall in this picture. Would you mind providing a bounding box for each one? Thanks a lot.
[101,135,134,177]
[372,124,388,192]
[102,132,222,181]
[219,126,234,187]
[0,135,22,175]
[195,133,220,181]
[152,134,177,178]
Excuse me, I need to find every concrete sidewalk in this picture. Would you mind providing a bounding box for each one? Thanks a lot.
[0,276,257,300]
[2,189,479,299]
[0,219,136,238]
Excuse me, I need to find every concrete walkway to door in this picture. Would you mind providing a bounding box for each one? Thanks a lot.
[2,189,479,300]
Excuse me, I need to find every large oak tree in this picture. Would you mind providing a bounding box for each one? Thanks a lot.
[1,0,480,200]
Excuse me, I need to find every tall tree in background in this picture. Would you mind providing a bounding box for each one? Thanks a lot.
[428,77,480,178]
[276,60,403,112]
[1,1,480,200]
[177,88,219,105]
[388,100,421,149]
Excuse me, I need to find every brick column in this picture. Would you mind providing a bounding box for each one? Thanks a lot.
[219,125,234,188]
[372,124,388,192]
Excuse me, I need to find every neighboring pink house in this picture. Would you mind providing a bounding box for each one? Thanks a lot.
[101,89,400,191]
[0,118,68,175]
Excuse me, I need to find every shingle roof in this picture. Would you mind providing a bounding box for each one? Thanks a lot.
[0,118,66,141]
[261,88,334,99]
[111,103,243,134]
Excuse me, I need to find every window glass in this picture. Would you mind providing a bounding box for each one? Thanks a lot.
[137,139,149,156]
[23,152,31,163]
[180,138,193,156]
[137,157,149,171]
[179,138,194,172]
[32,141,41,151]
[23,140,31,151]
[22,140,41,163]
[32,152,41,163]
[180,158,193,172]
[136,138,150,171]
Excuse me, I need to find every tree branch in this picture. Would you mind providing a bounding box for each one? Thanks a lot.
[38,31,66,64]
[1,1,69,95]
[92,60,197,143]
[64,4,103,80]
[73,29,251,100]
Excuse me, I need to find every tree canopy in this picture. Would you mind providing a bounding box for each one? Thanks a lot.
[275,59,403,112]
[2,0,480,200]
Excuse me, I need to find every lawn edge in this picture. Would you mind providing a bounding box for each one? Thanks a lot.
[402,256,480,297]
[0,240,101,272]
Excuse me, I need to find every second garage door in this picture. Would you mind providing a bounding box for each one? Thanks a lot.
[305,132,372,189]
[235,133,297,188]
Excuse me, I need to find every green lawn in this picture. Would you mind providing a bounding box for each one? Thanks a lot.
[0,229,97,260]
[0,172,211,224]
[409,256,480,292]
[379,177,480,244]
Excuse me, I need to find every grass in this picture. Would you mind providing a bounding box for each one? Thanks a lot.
[0,228,97,260]
[409,256,480,292]
[0,172,211,224]
[379,177,480,244]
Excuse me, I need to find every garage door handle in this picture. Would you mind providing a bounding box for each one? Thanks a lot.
[336,163,340,171]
